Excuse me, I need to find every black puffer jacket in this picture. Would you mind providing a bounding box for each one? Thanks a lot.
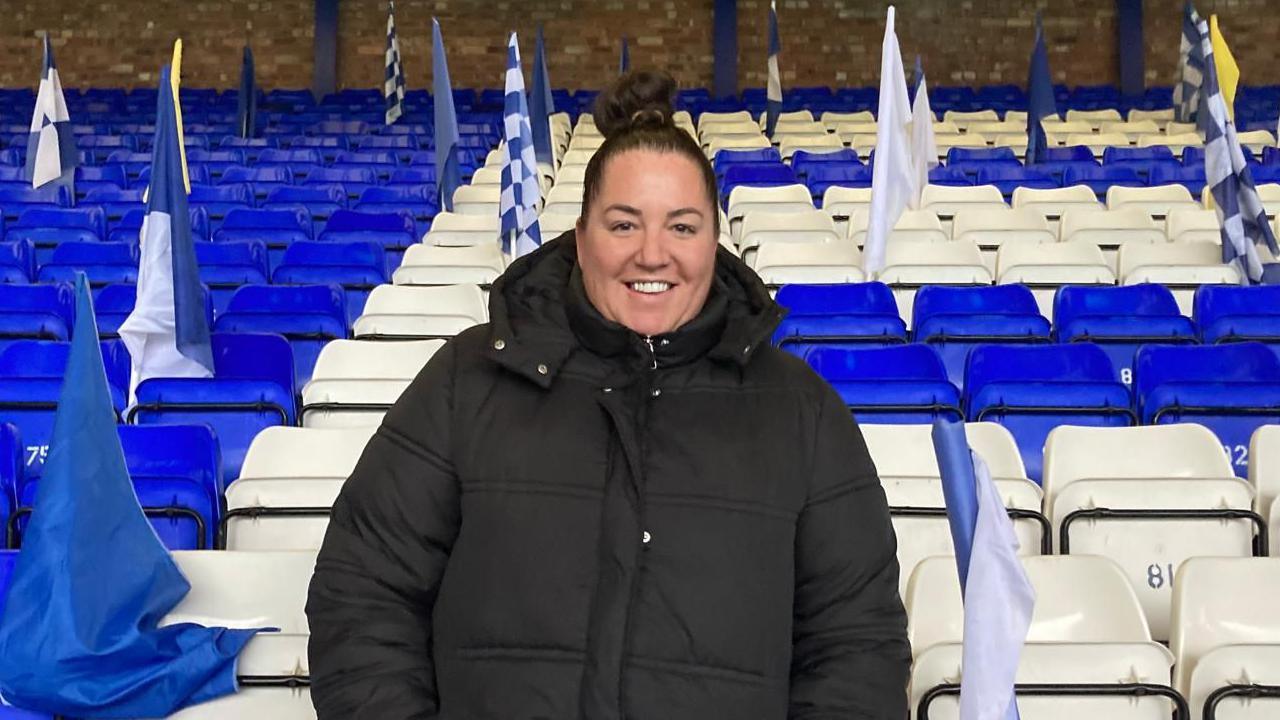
[307,233,910,719]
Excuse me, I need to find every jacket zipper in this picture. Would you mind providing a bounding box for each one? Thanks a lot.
[642,336,657,370]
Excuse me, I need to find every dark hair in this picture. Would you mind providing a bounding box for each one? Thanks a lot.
[581,70,720,235]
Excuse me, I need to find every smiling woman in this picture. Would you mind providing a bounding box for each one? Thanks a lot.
[307,70,911,720]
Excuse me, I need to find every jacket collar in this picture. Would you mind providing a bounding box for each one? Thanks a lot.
[485,232,785,387]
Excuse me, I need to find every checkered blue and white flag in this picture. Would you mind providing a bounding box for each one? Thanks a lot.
[500,32,543,259]
[1200,19,1279,284]
[384,1,405,125]
[25,34,77,190]
[1173,2,1205,125]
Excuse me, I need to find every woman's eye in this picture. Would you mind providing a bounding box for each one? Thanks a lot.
[610,222,634,232]
[672,224,697,235]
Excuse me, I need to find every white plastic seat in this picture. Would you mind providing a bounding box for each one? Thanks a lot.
[1171,557,1280,719]
[470,166,504,185]
[907,554,1176,720]
[541,184,582,216]
[423,211,500,247]
[996,241,1115,318]
[724,184,814,231]
[1164,120,1198,135]
[847,208,948,247]
[1099,120,1162,138]
[1065,108,1125,128]
[167,686,316,719]
[1004,110,1030,125]
[942,109,1000,126]
[777,133,843,160]
[757,109,814,125]
[225,427,375,550]
[991,133,1029,156]
[819,186,872,236]
[1165,207,1222,244]
[482,149,505,168]
[1064,132,1133,158]
[1138,132,1203,155]
[1258,184,1280,217]
[752,241,865,287]
[1042,424,1257,641]
[1011,185,1102,222]
[934,133,989,160]
[764,117,822,134]
[1249,425,1280,557]
[555,164,588,185]
[393,243,506,286]
[1128,108,1175,123]
[699,120,763,139]
[451,184,502,216]
[821,110,874,129]
[951,207,1055,253]
[931,121,962,136]
[706,134,772,157]
[537,211,578,236]
[1236,130,1277,154]
[165,551,315,693]
[738,209,840,253]
[1117,242,1239,314]
[1107,184,1199,218]
[1041,119,1094,138]
[1058,207,1165,256]
[876,241,992,324]
[566,134,605,151]
[558,147,597,167]
[964,120,1026,138]
[301,339,444,429]
[861,423,1042,596]
[920,184,1008,224]
[353,284,488,340]
[696,110,754,130]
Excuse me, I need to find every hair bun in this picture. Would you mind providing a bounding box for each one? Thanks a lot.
[593,70,677,138]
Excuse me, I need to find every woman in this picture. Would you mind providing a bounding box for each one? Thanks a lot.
[307,71,910,719]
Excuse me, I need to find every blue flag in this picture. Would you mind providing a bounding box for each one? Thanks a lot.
[119,51,215,404]
[620,36,630,75]
[933,420,1035,720]
[1025,13,1056,165]
[236,45,257,139]
[1173,2,1206,124]
[500,32,543,260]
[0,275,261,717]
[765,0,782,138]
[384,1,405,125]
[433,18,462,211]
[529,25,555,167]
[25,34,77,190]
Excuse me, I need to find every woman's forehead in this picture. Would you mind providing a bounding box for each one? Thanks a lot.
[594,149,713,209]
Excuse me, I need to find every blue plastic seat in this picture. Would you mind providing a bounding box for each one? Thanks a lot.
[0,186,70,224]
[712,148,784,178]
[74,165,128,198]
[353,186,438,237]
[805,344,962,423]
[1102,146,1176,175]
[219,166,292,201]
[218,137,274,164]
[947,146,1020,166]
[332,151,398,180]
[1194,285,1280,346]
[355,135,417,150]
[318,209,416,262]
[129,332,296,481]
[194,241,269,316]
[213,206,312,266]
[0,239,33,284]
[304,167,379,199]
[213,285,347,392]
[0,423,18,540]
[720,163,798,204]
[103,151,153,179]
[772,283,907,356]
[1136,343,1280,477]
[0,339,130,479]
[288,136,348,163]
[912,284,1052,389]
[272,241,387,324]
[1054,284,1197,385]
[965,344,1133,482]
[36,242,139,288]
[975,165,1059,198]
[0,283,74,352]
[133,163,212,192]
[1182,146,1206,166]
[189,182,255,224]
[83,187,145,224]
[1149,164,1208,197]
[262,185,347,235]
[185,148,246,179]
[790,149,862,181]
[6,208,106,263]
[255,148,325,168]
[803,164,873,200]
[926,165,975,187]
[387,167,436,186]
[1061,165,1145,199]
[94,282,213,340]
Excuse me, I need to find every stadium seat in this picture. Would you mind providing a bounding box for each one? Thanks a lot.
[771,283,906,356]
[804,345,961,423]
[162,551,315,716]
[223,426,376,551]
[724,184,813,236]
[1249,425,1280,557]
[994,241,1116,318]
[263,185,348,236]
[301,339,444,428]
[0,186,70,225]
[975,165,1058,199]
[6,207,106,263]
[1118,242,1238,314]
[93,282,212,340]
[1138,132,1203,156]
[1170,557,1280,720]
[847,209,948,247]
[965,344,1132,481]
[220,166,293,201]
[1042,423,1257,641]
[875,240,992,323]
[354,186,438,237]
[861,422,1044,596]
[751,242,865,288]
[1164,207,1221,244]
[0,340,130,481]
[1193,284,1280,347]
[1010,185,1101,224]
[214,207,312,266]
[194,241,270,315]
[801,163,872,200]
[0,239,33,284]
[908,554,1178,720]
[451,184,501,216]
[1107,184,1199,218]
[189,183,254,226]
[303,167,379,200]
[272,241,387,325]
[1136,343,1280,478]
[1061,164,1145,199]
[0,424,17,546]
[951,208,1055,268]
[318,208,417,261]
[1150,164,1208,198]
[1058,207,1165,267]
[129,332,297,481]
[0,283,74,351]
[353,284,487,340]
[818,186,872,234]
[83,187,145,225]
[423,212,500,247]
[919,184,1008,226]
[1054,283,1196,386]
[392,243,506,286]
[36,241,139,289]
[541,184,582,217]
[213,285,348,393]
[912,284,1051,388]
[737,208,840,256]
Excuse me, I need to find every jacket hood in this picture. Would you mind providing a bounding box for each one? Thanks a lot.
[484,231,785,387]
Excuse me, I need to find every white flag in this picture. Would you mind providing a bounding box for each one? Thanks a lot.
[864,6,916,275]
[909,74,938,210]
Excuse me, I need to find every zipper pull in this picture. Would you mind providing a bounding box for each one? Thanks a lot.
[643,336,657,370]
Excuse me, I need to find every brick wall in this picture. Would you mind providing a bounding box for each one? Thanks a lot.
[0,0,1276,93]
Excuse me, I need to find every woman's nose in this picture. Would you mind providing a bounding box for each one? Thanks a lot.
[635,229,671,269]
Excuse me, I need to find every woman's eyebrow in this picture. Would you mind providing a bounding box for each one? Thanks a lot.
[666,208,704,219]
[603,204,642,216]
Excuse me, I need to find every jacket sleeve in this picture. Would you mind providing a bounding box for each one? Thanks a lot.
[306,340,461,720]
[788,385,912,719]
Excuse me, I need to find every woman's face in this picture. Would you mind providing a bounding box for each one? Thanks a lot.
[576,149,718,338]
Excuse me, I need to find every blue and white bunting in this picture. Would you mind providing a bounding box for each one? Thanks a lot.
[25,34,77,190]
[1173,2,1206,125]
[500,33,543,259]
[384,1,406,125]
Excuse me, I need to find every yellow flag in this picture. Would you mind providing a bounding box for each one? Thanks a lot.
[1210,15,1239,123]
[170,39,191,193]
